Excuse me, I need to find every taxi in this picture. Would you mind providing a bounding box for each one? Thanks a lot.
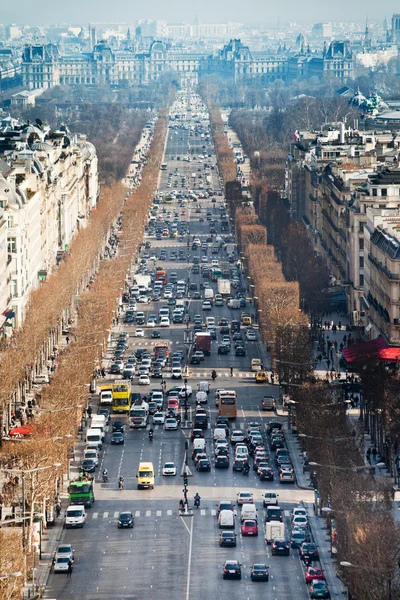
[255,371,267,383]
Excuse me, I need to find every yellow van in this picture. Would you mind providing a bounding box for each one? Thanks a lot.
[241,315,252,326]
[136,462,155,489]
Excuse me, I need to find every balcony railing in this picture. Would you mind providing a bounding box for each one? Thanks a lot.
[368,253,400,281]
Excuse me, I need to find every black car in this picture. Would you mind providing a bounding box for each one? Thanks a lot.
[152,366,163,378]
[259,466,274,481]
[251,564,269,581]
[219,532,237,547]
[191,355,201,364]
[151,330,161,338]
[219,326,230,335]
[196,459,211,472]
[215,455,230,469]
[125,313,135,323]
[223,560,241,579]
[235,346,246,357]
[109,363,121,375]
[300,542,319,562]
[81,459,96,473]
[118,511,134,528]
[111,432,124,445]
[232,458,247,472]
[112,421,125,433]
[218,344,230,355]
[272,538,290,556]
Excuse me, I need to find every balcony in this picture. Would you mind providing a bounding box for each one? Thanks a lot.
[368,253,400,281]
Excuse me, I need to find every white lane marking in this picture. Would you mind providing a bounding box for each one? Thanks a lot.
[156,510,162,516]
[103,512,109,519]
[211,509,216,516]
[200,509,205,516]
[146,510,151,517]
[114,511,119,518]
[135,510,140,517]
[167,510,172,516]
[284,510,290,517]
[186,516,194,600]
[92,512,98,519]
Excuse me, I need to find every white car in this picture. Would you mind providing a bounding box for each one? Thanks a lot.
[246,330,257,341]
[138,295,149,303]
[138,374,150,385]
[202,301,212,311]
[171,367,182,379]
[162,462,177,476]
[164,418,178,431]
[201,255,208,263]
[135,329,145,337]
[160,317,170,327]
[153,412,165,424]
[53,556,71,573]
[146,320,156,328]
[83,449,99,466]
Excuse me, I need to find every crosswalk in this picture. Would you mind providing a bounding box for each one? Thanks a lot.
[91,509,218,519]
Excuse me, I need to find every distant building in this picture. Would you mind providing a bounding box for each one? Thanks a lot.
[391,14,400,43]
[312,23,333,39]
[10,88,44,108]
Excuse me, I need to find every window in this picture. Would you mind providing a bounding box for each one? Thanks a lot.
[372,189,377,196]
[7,216,13,228]
[381,188,387,197]
[359,238,364,250]
[359,274,364,287]
[359,222,366,233]
[7,237,16,254]
[359,257,364,268]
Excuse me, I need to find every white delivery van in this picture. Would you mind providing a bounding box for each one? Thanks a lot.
[262,492,279,507]
[86,428,102,449]
[240,503,258,522]
[91,415,106,429]
[193,438,206,453]
[235,445,249,459]
[218,509,235,529]
[265,521,285,544]
[198,381,210,394]
[196,391,207,404]
[227,298,241,309]
[89,423,105,441]
[213,428,227,441]
[204,288,214,301]
[66,505,86,528]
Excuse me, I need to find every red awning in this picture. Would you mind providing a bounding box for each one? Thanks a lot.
[342,336,388,363]
[378,347,400,362]
[9,424,33,437]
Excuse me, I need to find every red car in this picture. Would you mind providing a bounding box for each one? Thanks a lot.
[241,519,258,536]
[305,567,325,585]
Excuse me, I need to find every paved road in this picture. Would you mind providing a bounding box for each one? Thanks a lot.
[44,91,312,600]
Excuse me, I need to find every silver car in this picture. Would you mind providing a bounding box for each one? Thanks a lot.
[55,544,74,562]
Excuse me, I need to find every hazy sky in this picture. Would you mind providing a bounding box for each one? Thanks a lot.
[3,0,398,26]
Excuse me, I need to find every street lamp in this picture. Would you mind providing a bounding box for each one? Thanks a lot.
[309,461,377,472]
[298,433,354,442]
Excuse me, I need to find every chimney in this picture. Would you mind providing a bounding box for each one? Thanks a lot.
[339,122,345,144]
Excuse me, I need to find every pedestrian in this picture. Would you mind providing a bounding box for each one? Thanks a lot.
[338,321,342,330]
[366,448,371,464]
[101,368,106,378]
[66,336,70,345]
[116,315,119,325]
[230,366,233,376]
[87,406,92,418]
[67,559,73,577]
[372,447,378,461]
[327,359,331,370]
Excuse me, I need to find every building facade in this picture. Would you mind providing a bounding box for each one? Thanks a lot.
[21,38,355,90]
[0,118,98,328]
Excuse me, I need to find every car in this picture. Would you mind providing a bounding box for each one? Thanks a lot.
[109,363,121,374]
[191,429,205,441]
[171,367,182,379]
[55,544,74,563]
[80,458,96,473]
[236,491,253,505]
[241,519,258,536]
[53,556,71,573]
[309,580,330,598]
[162,462,177,476]
[217,344,230,355]
[193,350,205,361]
[255,371,267,383]
[291,529,307,548]
[165,418,178,431]
[196,458,211,472]
[202,301,212,310]
[292,515,309,529]
[235,346,246,356]
[153,412,165,424]
[232,458,248,472]
[280,470,295,483]
[135,329,145,337]
[271,538,290,556]
[151,330,161,338]
[152,366,163,378]
[146,319,156,328]
[230,430,245,444]
[259,466,274,481]
[112,421,125,433]
[305,567,325,585]
[300,542,319,562]
[219,531,237,547]
[160,317,170,327]
[246,330,257,341]
[118,511,134,528]
[215,455,229,469]
[111,432,124,445]
[250,564,269,581]
[138,374,150,385]
[223,560,242,580]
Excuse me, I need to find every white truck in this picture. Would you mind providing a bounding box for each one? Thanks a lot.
[129,400,149,428]
[265,521,285,545]
[204,288,214,301]
[134,274,151,289]
[225,243,235,257]
[217,279,231,296]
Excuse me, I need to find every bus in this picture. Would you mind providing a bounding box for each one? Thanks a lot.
[160,163,168,171]
[218,391,237,419]
[164,194,173,204]
[155,269,167,284]
[112,381,131,413]
[68,479,95,508]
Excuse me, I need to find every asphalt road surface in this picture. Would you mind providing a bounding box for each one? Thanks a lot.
[44,91,312,600]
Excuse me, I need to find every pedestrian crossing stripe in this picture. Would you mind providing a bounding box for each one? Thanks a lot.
[103,512,109,518]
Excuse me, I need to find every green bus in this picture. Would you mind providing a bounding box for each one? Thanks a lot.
[68,480,95,508]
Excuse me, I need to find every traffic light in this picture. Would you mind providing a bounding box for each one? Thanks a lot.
[183,473,188,488]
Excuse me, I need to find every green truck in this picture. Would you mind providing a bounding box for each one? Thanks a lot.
[68,479,95,508]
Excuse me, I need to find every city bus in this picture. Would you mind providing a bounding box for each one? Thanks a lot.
[218,391,237,419]
[155,269,167,284]
[111,381,131,413]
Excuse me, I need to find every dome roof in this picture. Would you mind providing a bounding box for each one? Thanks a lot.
[31,141,52,152]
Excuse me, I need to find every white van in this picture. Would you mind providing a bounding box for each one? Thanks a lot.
[204,288,214,300]
[89,423,105,441]
[91,415,106,429]
[240,503,258,522]
[66,505,86,528]
[193,438,206,452]
[86,428,102,449]
[196,391,207,404]
[265,521,285,544]
[218,509,235,529]
[198,381,210,394]
[213,428,227,441]
[235,445,249,459]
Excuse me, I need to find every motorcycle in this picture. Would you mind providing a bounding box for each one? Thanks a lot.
[118,478,124,490]
[149,430,153,442]
[211,371,217,381]
[194,496,201,508]
[102,471,108,483]
[242,464,250,476]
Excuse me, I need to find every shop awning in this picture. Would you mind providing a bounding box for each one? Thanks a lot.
[342,336,387,363]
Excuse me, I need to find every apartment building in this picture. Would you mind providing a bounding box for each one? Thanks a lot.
[0,118,98,329]
[286,126,400,345]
